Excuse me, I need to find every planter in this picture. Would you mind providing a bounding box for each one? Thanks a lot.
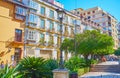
[70,73,78,78]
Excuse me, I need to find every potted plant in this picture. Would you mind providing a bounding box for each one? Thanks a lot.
[39,38,44,45]
[48,40,54,46]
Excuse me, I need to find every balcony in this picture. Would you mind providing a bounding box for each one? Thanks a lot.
[47,40,54,48]
[37,13,46,18]
[27,23,37,29]
[39,26,46,32]
[47,28,55,34]
[5,0,28,8]
[56,31,60,35]
[37,38,46,48]
[47,16,56,21]
[6,37,23,48]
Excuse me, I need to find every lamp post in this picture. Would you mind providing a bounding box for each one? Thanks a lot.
[53,8,69,78]
[56,8,66,69]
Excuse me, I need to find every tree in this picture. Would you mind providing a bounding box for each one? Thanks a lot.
[114,48,120,56]
[61,30,114,60]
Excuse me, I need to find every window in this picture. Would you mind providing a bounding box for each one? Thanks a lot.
[57,23,60,32]
[15,6,26,20]
[41,6,45,15]
[77,11,79,14]
[48,35,54,45]
[49,21,54,30]
[92,11,95,13]
[30,9,37,13]
[15,0,29,5]
[40,19,45,29]
[64,16,68,23]
[14,0,22,2]
[92,15,95,18]
[29,0,38,9]
[14,48,21,63]
[49,10,54,18]
[84,13,86,15]
[40,33,44,39]
[28,30,36,40]
[87,12,90,14]
[102,13,105,16]
[29,14,38,23]
[65,26,68,34]
[57,37,60,45]
[70,18,74,24]
[15,29,22,42]
[103,27,107,31]
[102,22,106,26]
[15,6,25,13]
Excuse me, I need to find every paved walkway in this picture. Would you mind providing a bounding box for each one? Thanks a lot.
[80,61,120,78]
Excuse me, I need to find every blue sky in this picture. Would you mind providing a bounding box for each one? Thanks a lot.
[57,0,120,22]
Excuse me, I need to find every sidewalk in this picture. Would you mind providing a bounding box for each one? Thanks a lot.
[80,61,120,78]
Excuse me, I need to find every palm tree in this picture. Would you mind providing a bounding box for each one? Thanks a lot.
[17,57,50,78]
[61,38,74,60]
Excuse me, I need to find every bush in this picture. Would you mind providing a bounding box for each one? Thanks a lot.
[78,68,84,76]
[45,59,58,78]
[90,59,98,65]
[65,56,87,73]
[77,67,89,76]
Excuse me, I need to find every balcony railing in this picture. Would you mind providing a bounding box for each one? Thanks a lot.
[6,37,23,47]
[48,40,54,47]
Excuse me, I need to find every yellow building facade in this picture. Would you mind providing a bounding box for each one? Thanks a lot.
[0,0,27,64]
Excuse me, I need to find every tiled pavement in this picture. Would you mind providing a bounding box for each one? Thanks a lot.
[80,61,120,78]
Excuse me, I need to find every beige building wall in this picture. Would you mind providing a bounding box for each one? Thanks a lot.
[0,1,24,64]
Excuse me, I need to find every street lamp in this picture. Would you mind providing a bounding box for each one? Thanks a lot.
[56,8,66,69]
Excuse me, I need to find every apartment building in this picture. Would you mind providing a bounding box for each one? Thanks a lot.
[25,0,102,59]
[22,0,80,59]
[0,0,28,63]
[71,7,118,49]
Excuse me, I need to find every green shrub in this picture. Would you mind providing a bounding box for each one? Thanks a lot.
[45,59,58,78]
[78,68,84,76]
[84,67,89,73]
[90,59,98,64]
[77,67,89,76]
[65,56,87,73]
